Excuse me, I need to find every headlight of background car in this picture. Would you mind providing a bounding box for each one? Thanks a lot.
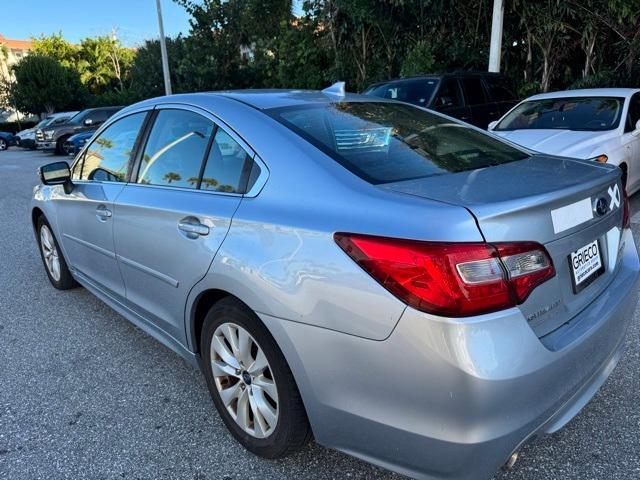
[589,154,608,163]
[44,130,55,140]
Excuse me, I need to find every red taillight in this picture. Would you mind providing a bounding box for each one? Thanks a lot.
[334,233,555,317]
[623,187,630,229]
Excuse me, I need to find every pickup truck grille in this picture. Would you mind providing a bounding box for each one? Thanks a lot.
[35,130,44,141]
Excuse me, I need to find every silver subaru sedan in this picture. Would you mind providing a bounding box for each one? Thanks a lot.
[32,89,639,480]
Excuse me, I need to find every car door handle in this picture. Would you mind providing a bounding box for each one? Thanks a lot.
[178,217,210,238]
[95,205,112,219]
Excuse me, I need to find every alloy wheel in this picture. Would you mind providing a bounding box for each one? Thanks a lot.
[0,139,7,150]
[40,225,61,282]
[210,322,279,438]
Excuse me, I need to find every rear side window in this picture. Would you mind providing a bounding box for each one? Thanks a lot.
[484,77,516,102]
[75,112,146,181]
[433,78,464,108]
[136,109,215,189]
[268,102,529,185]
[201,129,252,193]
[460,78,487,105]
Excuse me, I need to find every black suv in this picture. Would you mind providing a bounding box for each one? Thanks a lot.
[363,72,518,129]
[36,106,123,154]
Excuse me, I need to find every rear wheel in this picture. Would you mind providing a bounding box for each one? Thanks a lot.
[36,216,77,290]
[201,297,311,458]
[0,138,7,150]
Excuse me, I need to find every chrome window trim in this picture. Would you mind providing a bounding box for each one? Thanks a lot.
[70,102,270,197]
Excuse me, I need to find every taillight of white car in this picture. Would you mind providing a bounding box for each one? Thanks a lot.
[335,233,555,317]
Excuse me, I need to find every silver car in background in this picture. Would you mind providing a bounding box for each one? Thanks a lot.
[32,90,639,480]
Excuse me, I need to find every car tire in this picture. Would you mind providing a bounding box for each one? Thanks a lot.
[0,138,7,150]
[36,215,77,290]
[54,136,69,155]
[201,297,312,458]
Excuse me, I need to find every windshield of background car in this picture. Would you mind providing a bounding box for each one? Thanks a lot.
[268,102,529,184]
[495,96,624,132]
[363,79,438,108]
[68,110,89,124]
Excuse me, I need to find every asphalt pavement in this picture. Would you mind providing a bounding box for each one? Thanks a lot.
[1,149,639,480]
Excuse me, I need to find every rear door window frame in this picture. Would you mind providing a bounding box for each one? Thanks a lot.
[128,103,268,197]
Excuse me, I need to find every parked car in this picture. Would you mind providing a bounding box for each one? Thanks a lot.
[32,89,639,480]
[16,111,78,149]
[36,106,122,154]
[63,129,97,156]
[489,88,640,194]
[363,72,518,128]
[0,131,17,150]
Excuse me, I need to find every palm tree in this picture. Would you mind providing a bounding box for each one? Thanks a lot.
[201,177,219,190]
[187,176,200,187]
[163,172,181,184]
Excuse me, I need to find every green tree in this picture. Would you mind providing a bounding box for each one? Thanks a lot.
[31,33,78,68]
[10,55,85,115]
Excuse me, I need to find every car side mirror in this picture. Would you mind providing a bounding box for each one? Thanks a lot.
[633,119,640,136]
[488,120,498,131]
[83,118,94,126]
[39,161,73,194]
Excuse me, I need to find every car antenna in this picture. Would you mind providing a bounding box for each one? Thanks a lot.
[322,81,346,97]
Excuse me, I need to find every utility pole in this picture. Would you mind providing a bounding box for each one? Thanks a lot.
[155,0,172,95]
[488,0,504,72]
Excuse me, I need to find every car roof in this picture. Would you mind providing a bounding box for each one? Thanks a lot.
[214,89,393,110]
[133,90,394,111]
[525,88,640,101]
[365,71,509,88]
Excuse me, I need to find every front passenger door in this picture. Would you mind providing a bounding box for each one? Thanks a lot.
[113,106,254,343]
[60,111,148,298]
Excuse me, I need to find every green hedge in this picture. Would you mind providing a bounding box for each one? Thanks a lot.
[0,121,38,134]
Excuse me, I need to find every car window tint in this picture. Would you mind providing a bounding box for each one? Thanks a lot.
[496,97,624,132]
[461,78,487,105]
[77,112,146,182]
[625,93,640,132]
[433,79,464,108]
[137,109,215,189]
[484,77,516,102]
[269,102,528,185]
[364,79,438,107]
[201,129,251,193]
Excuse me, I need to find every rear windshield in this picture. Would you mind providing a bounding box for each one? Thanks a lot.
[268,102,529,184]
[363,79,439,108]
[495,96,624,132]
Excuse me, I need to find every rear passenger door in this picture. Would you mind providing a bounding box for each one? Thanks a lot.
[113,105,257,342]
[430,78,472,124]
[459,76,493,128]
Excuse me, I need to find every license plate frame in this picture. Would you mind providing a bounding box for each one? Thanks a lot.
[568,239,605,294]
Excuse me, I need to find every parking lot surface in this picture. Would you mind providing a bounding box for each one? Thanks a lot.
[1,149,639,480]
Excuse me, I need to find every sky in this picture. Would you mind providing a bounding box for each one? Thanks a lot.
[0,0,192,47]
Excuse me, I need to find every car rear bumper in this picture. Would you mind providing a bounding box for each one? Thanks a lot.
[261,229,639,480]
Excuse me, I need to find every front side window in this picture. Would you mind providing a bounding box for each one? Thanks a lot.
[137,109,215,189]
[364,79,438,107]
[495,97,624,132]
[74,112,146,181]
[268,102,529,185]
[201,129,251,193]
[433,79,464,108]
[461,77,487,105]
[625,93,640,133]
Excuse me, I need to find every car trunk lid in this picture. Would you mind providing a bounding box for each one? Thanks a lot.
[381,155,625,338]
